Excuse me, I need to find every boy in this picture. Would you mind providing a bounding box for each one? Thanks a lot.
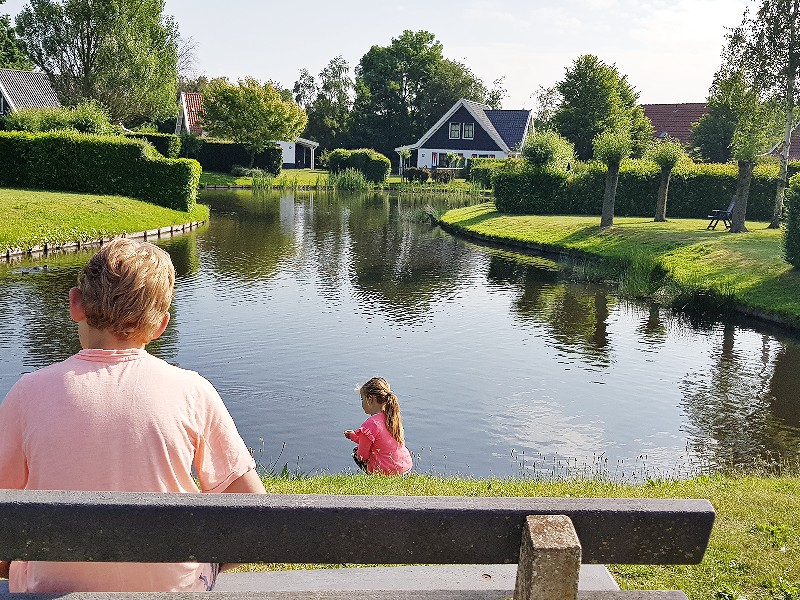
[0,238,265,592]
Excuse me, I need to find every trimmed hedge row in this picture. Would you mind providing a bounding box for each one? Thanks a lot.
[785,174,800,267]
[493,159,792,221]
[181,138,282,175]
[0,131,200,211]
[467,158,510,188]
[124,132,182,159]
[328,148,391,183]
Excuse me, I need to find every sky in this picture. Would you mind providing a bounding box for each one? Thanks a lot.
[3,0,752,109]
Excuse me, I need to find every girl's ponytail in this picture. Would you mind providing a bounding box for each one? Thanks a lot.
[383,391,405,445]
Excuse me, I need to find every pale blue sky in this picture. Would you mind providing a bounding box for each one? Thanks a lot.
[4,0,751,108]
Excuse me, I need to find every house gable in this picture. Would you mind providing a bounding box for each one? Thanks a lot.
[422,105,502,152]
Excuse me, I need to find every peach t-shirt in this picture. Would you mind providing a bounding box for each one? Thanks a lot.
[0,348,256,593]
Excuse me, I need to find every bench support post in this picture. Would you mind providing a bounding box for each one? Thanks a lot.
[514,514,581,600]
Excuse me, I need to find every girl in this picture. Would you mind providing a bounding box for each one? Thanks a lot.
[344,377,413,475]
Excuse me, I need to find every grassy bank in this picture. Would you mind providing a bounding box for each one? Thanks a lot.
[0,188,210,253]
[441,203,800,328]
[249,473,799,600]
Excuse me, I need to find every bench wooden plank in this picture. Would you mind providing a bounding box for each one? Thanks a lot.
[0,491,714,565]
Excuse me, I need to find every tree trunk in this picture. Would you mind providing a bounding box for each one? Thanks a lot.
[654,167,671,222]
[600,160,620,228]
[730,160,753,233]
[771,75,795,229]
[248,150,255,168]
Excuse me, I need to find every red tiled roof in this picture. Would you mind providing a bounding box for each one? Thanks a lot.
[183,92,203,136]
[642,103,708,145]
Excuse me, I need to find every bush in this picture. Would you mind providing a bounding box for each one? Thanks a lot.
[468,158,520,188]
[181,137,282,176]
[403,167,430,183]
[2,101,113,135]
[327,148,391,183]
[431,169,454,183]
[0,130,200,211]
[522,130,575,170]
[123,132,181,159]
[493,158,782,219]
[784,173,800,267]
[329,167,370,191]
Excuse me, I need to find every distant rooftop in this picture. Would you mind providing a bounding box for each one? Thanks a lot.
[0,69,60,111]
[642,103,707,145]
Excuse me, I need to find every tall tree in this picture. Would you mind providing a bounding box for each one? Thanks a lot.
[690,70,751,162]
[0,1,32,69]
[551,55,653,160]
[726,0,800,228]
[349,30,501,158]
[294,56,353,152]
[15,0,179,123]
[201,77,307,167]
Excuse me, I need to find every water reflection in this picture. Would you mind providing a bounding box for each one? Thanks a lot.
[2,189,800,477]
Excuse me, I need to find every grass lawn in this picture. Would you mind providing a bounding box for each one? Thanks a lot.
[240,473,800,600]
[441,203,800,327]
[0,188,210,253]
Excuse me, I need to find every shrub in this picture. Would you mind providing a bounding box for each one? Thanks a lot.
[181,138,282,176]
[468,158,520,188]
[494,163,569,214]
[329,167,370,190]
[784,173,800,267]
[0,130,200,211]
[403,167,430,183]
[123,132,182,158]
[431,169,454,183]
[327,148,391,183]
[2,100,113,135]
[522,130,575,170]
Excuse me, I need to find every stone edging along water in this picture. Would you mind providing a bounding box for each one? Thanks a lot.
[3,220,207,262]
[438,219,800,333]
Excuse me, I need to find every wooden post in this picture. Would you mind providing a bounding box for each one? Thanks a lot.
[514,515,581,600]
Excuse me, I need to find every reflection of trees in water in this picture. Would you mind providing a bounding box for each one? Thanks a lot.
[680,325,800,467]
[344,192,472,323]
[200,191,296,283]
[157,233,200,278]
[485,253,614,366]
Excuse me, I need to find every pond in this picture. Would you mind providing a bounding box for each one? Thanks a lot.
[2,189,800,479]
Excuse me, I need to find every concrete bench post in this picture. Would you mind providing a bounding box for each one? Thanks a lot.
[514,515,581,600]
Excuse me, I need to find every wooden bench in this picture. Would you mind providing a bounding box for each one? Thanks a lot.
[707,199,735,230]
[0,490,715,600]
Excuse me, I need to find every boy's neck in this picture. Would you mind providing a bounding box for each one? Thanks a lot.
[79,322,147,351]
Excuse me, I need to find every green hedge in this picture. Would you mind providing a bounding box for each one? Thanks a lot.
[0,131,200,211]
[785,174,800,267]
[328,148,391,183]
[124,132,182,159]
[180,138,282,175]
[493,158,789,220]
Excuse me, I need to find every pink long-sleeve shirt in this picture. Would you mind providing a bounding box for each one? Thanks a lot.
[348,413,412,475]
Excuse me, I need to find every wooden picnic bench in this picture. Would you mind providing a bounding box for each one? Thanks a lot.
[0,490,715,600]
[707,199,735,230]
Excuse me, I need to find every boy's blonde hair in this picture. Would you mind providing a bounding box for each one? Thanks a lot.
[78,238,175,343]
[360,377,405,445]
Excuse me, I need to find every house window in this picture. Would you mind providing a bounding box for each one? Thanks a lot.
[463,123,474,139]
[438,153,450,167]
[449,122,461,139]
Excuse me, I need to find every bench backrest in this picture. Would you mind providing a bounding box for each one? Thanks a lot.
[0,490,714,565]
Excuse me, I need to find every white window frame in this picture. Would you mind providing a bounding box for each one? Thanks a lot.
[463,122,474,140]
[449,122,461,139]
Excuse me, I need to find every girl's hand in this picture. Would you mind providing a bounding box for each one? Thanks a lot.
[344,430,355,440]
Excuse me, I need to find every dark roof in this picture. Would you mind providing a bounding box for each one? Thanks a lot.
[0,69,60,111]
[485,109,531,150]
[642,103,707,145]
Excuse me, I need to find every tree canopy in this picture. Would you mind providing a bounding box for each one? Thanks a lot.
[293,56,354,152]
[0,1,32,69]
[548,54,653,160]
[201,77,307,166]
[15,0,179,123]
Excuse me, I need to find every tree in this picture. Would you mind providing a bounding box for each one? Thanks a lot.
[690,70,752,162]
[551,55,653,160]
[0,1,32,69]
[349,30,501,158]
[15,0,179,123]
[201,77,307,167]
[646,137,685,222]
[294,56,353,152]
[593,129,633,228]
[726,0,800,228]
